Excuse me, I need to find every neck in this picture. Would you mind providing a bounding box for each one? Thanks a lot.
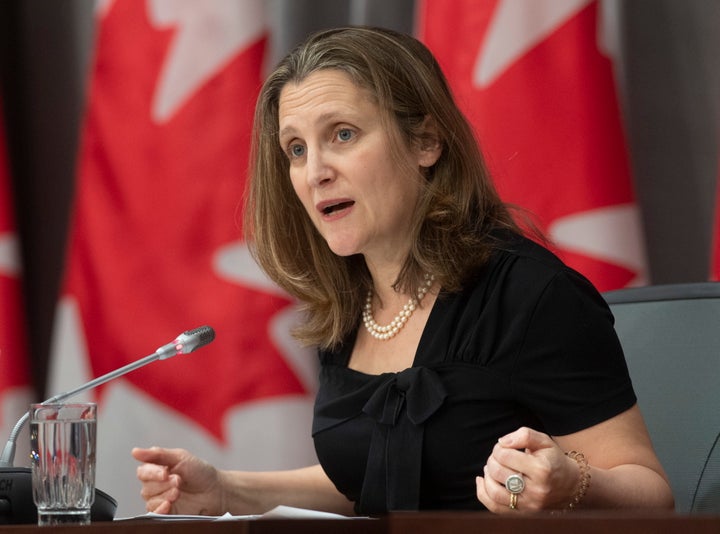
[365,259,403,299]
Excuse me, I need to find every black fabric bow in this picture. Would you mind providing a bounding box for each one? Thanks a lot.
[358,366,447,514]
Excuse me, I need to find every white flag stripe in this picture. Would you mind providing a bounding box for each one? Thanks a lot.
[50,294,318,517]
[98,382,315,517]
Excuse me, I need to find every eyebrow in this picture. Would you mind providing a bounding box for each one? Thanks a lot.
[278,110,360,141]
[278,125,296,141]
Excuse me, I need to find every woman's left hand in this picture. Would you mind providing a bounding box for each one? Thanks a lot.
[475,426,580,513]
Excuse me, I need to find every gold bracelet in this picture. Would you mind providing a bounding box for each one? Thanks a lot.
[565,450,591,510]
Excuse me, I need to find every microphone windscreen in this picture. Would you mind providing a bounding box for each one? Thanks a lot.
[184,325,215,351]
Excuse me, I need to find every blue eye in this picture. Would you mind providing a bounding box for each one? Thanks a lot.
[337,128,353,141]
[289,144,305,158]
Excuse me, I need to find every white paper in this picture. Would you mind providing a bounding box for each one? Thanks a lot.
[115,504,353,522]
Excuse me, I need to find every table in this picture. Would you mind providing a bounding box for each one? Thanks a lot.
[1,511,719,533]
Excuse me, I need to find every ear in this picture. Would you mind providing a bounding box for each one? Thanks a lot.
[416,115,443,168]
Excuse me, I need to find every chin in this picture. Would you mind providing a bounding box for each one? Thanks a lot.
[326,241,360,257]
[328,248,359,258]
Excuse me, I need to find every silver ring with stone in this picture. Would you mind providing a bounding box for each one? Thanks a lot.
[505,473,525,494]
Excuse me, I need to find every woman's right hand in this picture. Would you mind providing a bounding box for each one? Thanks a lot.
[132,446,224,515]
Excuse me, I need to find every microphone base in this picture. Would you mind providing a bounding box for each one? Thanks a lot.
[0,467,117,524]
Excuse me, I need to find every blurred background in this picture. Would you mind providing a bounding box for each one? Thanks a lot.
[0,0,718,517]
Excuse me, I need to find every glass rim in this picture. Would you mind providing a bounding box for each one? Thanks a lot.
[30,402,97,408]
[30,402,98,421]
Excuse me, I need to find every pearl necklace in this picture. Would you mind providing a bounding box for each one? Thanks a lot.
[362,274,435,341]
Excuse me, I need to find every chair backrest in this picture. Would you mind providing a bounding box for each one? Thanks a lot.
[603,283,720,514]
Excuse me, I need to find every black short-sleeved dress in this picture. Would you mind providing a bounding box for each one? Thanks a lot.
[312,233,637,515]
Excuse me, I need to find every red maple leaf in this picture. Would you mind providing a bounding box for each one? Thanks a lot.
[419,0,640,290]
[64,1,305,441]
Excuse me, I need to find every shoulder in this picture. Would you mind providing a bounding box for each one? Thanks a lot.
[457,232,610,322]
[480,232,595,291]
[494,232,574,277]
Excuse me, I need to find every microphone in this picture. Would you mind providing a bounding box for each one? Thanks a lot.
[0,325,215,524]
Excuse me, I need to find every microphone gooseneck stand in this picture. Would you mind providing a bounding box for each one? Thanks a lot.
[0,325,215,524]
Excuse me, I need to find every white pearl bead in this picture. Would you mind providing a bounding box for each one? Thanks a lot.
[362,274,434,341]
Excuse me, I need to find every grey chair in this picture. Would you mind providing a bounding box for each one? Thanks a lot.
[603,282,720,514]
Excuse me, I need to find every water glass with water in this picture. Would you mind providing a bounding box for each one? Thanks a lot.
[30,402,97,526]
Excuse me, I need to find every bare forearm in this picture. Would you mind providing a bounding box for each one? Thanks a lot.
[218,464,355,516]
[553,407,675,511]
[578,463,674,510]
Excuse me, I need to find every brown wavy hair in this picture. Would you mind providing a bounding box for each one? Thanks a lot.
[244,26,520,350]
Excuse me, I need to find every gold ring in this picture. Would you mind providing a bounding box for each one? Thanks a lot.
[509,492,518,510]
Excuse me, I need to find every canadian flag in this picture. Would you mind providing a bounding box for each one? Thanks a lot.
[0,99,32,448]
[49,0,317,517]
[417,0,647,291]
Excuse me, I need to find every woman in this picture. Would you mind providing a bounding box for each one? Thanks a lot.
[132,26,673,516]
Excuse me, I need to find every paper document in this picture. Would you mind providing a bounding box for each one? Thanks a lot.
[116,505,355,521]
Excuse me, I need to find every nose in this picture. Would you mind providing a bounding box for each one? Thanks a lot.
[306,147,335,187]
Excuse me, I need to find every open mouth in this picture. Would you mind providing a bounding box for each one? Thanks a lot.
[322,201,354,215]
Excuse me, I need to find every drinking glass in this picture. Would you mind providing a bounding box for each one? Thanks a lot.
[30,402,97,526]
